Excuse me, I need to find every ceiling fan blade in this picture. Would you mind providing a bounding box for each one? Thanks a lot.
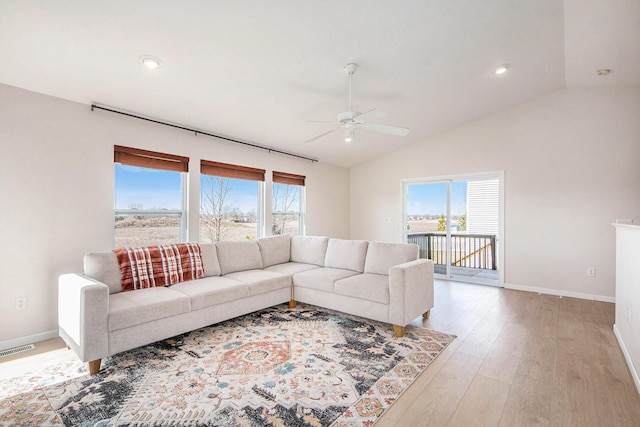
[368,123,410,136]
[303,126,341,143]
[355,108,387,123]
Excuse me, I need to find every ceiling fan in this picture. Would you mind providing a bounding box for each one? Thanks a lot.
[304,63,410,144]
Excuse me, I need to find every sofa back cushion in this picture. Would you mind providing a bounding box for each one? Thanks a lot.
[257,235,291,267]
[364,241,419,275]
[324,239,369,272]
[216,240,264,275]
[199,243,221,277]
[84,252,122,294]
[291,236,329,266]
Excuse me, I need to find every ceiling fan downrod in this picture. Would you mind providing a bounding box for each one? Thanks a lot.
[344,63,357,112]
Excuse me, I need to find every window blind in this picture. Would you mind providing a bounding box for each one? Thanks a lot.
[272,171,305,186]
[114,145,189,172]
[200,160,265,181]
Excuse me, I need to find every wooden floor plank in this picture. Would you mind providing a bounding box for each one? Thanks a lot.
[504,334,557,421]
[447,374,511,427]
[508,291,540,327]
[555,298,588,356]
[498,406,550,427]
[583,321,634,382]
[550,350,600,427]
[377,351,483,427]
[478,321,529,384]
[530,295,560,339]
[599,300,616,325]
[456,318,507,359]
[581,298,610,325]
[597,372,640,424]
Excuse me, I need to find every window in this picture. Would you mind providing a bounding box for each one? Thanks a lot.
[272,171,305,236]
[114,145,188,248]
[200,160,265,242]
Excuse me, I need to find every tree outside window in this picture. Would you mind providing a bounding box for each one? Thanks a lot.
[271,171,305,236]
[199,161,264,242]
[200,175,260,242]
[272,183,302,235]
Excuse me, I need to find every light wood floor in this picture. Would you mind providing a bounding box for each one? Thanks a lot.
[0,337,70,383]
[1,281,639,426]
[378,280,640,427]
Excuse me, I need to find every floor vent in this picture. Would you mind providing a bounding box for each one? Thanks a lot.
[538,293,562,298]
[0,344,35,358]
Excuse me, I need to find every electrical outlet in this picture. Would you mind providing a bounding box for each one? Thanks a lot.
[15,296,27,311]
[586,267,595,277]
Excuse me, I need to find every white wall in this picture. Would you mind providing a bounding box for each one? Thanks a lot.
[350,86,640,301]
[0,83,349,345]
[613,224,640,393]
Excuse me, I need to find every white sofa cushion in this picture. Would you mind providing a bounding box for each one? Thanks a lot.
[293,267,359,292]
[257,235,291,267]
[199,243,221,277]
[108,287,191,332]
[364,242,419,275]
[84,252,122,294]
[334,273,390,304]
[216,240,263,275]
[324,239,369,272]
[171,276,248,310]
[265,262,320,275]
[224,270,292,296]
[291,236,329,266]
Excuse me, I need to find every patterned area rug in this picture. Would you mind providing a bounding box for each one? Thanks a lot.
[0,303,455,426]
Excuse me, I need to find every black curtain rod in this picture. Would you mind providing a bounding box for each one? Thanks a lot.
[90,104,318,163]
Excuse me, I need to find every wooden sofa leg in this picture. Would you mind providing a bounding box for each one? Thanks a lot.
[289,299,297,308]
[88,359,101,375]
[393,325,404,338]
[423,310,431,320]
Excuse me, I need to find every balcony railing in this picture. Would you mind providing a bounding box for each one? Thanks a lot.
[407,232,497,270]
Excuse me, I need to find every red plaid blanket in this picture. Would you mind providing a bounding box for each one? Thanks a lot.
[113,243,204,292]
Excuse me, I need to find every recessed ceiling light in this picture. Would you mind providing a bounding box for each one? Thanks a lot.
[495,64,510,75]
[596,69,611,76]
[139,55,161,70]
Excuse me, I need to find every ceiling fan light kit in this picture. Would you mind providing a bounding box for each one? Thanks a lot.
[304,62,410,144]
[345,131,353,143]
[495,63,510,75]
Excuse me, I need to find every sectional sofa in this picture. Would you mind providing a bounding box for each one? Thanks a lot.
[58,235,434,374]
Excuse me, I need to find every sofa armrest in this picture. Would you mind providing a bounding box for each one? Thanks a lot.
[58,273,109,362]
[388,259,434,326]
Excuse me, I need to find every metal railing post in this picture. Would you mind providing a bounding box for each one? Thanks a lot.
[491,235,497,270]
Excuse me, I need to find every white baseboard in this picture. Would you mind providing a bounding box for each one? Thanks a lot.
[614,324,640,395]
[0,329,59,352]
[504,282,615,303]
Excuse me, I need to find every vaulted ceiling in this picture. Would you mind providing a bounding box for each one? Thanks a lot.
[1,1,638,167]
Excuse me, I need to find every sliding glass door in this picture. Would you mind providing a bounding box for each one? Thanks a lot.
[404,173,503,286]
